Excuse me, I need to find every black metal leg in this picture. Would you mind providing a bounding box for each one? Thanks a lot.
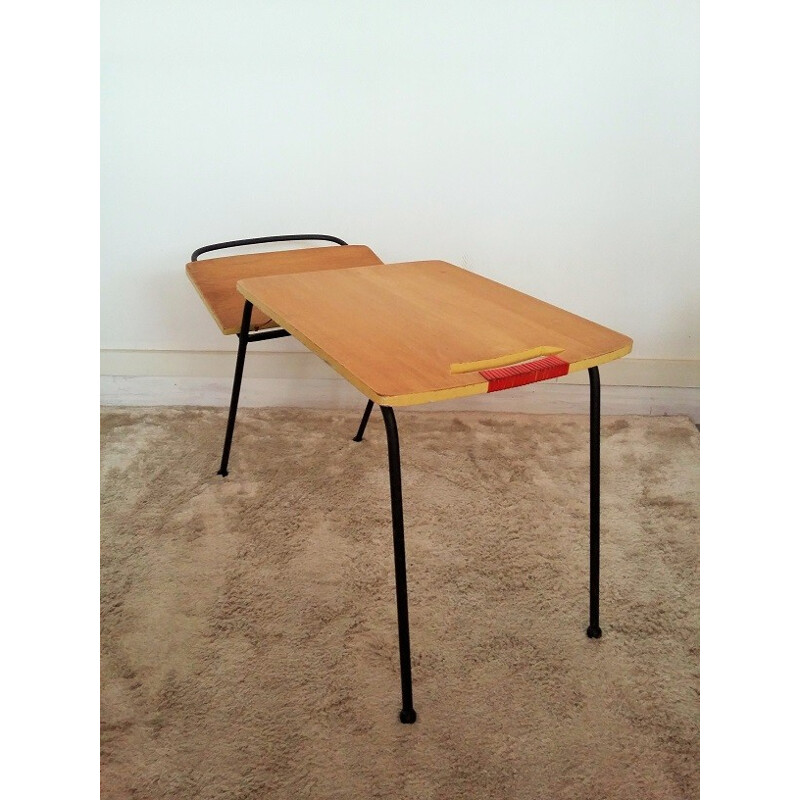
[380,406,417,724]
[352,400,374,442]
[218,301,253,477]
[587,366,602,638]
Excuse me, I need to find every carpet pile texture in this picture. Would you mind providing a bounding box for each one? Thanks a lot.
[100,407,699,799]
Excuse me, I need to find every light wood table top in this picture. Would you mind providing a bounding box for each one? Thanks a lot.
[186,244,383,334]
[238,260,632,407]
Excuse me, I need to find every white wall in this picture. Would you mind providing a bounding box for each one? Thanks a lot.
[101,1,698,394]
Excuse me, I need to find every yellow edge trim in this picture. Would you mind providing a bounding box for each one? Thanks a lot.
[567,342,633,373]
[450,346,564,374]
[378,382,489,407]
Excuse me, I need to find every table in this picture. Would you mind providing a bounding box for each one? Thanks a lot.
[235,259,632,724]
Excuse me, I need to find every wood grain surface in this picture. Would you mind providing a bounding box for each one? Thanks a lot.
[186,245,383,334]
[238,261,632,406]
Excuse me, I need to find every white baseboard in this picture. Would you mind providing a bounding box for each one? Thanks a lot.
[100,350,699,422]
[101,349,700,388]
[100,375,699,423]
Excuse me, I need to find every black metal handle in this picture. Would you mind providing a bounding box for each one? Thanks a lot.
[190,234,348,262]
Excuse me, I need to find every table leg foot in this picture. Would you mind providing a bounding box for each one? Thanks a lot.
[586,625,603,639]
[353,399,374,442]
[217,468,229,477]
[399,708,417,724]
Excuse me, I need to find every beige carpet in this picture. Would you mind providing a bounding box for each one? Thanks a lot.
[100,407,699,800]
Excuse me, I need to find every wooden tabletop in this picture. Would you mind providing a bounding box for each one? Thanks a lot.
[237,261,632,407]
[186,245,383,334]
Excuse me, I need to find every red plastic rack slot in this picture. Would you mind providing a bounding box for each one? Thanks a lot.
[479,355,569,392]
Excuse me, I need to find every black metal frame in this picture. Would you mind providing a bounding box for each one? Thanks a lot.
[191,234,374,476]
[191,234,348,262]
